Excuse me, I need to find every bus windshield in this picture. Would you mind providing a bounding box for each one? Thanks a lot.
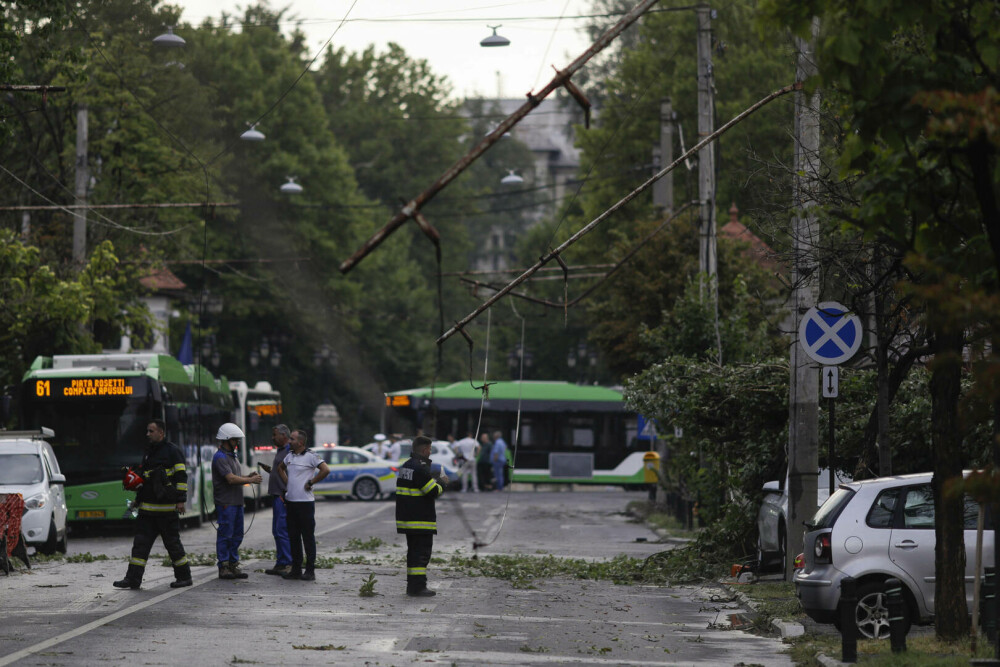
[22,394,152,485]
[244,396,281,449]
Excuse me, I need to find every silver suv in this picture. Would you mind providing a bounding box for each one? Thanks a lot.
[794,471,992,639]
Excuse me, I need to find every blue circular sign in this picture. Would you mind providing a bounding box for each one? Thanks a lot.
[798,301,863,365]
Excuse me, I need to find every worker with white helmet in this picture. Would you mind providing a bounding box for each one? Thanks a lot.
[212,422,262,580]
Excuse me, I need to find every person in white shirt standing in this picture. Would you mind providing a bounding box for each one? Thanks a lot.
[372,433,390,459]
[277,429,329,581]
[452,431,480,493]
[388,434,403,462]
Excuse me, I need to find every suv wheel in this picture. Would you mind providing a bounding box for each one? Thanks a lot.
[853,581,910,640]
[38,519,59,556]
[353,477,379,501]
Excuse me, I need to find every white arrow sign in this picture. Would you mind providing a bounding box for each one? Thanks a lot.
[822,366,839,398]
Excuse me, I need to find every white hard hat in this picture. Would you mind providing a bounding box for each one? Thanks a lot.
[373,433,386,441]
[216,423,245,440]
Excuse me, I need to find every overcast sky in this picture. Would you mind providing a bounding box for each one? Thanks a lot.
[173,0,597,99]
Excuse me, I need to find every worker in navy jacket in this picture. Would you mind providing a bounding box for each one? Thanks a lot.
[395,436,445,596]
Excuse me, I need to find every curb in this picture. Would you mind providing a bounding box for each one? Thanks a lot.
[719,580,806,640]
[816,653,846,667]
[772,618,805,639]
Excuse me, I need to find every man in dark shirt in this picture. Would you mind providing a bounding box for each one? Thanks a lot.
[212,423,262,580]
[263,424,293,576]
[114,419,192,589]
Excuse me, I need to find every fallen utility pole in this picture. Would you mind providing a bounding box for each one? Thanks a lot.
[436,83,800,347]
[338,0,662,275]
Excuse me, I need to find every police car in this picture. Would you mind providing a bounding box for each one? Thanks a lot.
[310,445,397,501]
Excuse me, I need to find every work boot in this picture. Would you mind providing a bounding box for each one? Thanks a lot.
[169,578,193,588]
[406,587,436,597]
[265,564,291,576]
[218,563,237,580]
[229,561,249,579]
[113,563,144,589]
[281,568,302,580]
[301,569,315,581]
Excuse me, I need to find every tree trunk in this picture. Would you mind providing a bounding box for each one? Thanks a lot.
[931,330,969,641]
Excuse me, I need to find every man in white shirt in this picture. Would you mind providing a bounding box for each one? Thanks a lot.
[388,434,403,462]
[453,431,480,492]
[372,433,390,459]
[277,430,329,581]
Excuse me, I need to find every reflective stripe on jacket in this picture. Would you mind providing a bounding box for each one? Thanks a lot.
[395,454,442,534]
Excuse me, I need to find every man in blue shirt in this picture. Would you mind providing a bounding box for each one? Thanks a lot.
[263,424,293,576]
[212,423,262,580]
[490,430,508,492]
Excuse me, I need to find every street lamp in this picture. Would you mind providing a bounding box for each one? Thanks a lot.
[152,26,186,48]
[501,170,523,186]
[480,25,510,47]
[240,123,265,142]
[280,177,303,194]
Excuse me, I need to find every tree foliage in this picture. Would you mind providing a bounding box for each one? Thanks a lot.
[758,0,999,640]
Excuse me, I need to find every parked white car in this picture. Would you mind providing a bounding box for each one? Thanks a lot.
[0,429,68,554]
[794,471,993,639]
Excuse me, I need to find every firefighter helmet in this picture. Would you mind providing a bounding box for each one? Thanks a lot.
[216,422,245,440]
[122,468,144,492]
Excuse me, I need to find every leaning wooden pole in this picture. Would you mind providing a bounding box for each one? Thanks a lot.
[338,0,662,275]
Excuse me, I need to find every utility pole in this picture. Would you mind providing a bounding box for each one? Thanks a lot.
[652,98,674,215]
[696,5,716,282]
[786,19,821,580]
[73,103,89,268]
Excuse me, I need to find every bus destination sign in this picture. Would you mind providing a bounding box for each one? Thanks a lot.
[35,377,137,398]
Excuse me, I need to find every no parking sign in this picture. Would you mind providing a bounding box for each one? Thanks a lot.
[798,301,862,366]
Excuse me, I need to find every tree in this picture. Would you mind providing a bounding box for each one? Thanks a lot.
[758,0,1000,640]
[0,231,153,397]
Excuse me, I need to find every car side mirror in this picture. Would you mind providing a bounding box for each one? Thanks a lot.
[50,473,67,485]
[762,480,780,492]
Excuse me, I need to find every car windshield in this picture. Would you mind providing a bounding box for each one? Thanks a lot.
[0,454,44,484]
[805,486,855,530]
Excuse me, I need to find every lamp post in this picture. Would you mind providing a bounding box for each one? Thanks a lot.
[568,342,599,384]
[508,344,532,380]
[313,343,338,403]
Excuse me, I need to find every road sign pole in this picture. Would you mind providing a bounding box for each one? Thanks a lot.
[828,396,836,497]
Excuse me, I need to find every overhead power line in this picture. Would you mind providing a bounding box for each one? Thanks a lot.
[437,83,802,346]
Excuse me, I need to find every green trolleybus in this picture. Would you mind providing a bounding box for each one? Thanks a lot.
[384,381,648,486]
[19,354,232,524]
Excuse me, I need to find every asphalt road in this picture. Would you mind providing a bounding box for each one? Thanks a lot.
[0,488,793,666]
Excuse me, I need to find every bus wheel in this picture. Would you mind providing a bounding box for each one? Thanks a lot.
[353,478,379,501]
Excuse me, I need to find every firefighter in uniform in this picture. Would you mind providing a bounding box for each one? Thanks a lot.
[113,419,192,589]
[395,435,446,597]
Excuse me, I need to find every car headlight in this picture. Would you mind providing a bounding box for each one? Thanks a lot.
[24,494,47,510]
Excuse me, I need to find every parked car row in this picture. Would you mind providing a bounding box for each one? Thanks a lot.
[791,471,994,640]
